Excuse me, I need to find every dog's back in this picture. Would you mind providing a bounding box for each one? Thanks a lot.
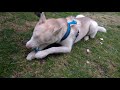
[76,15,106,39]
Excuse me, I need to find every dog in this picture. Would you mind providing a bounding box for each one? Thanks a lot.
[26,12,106,60]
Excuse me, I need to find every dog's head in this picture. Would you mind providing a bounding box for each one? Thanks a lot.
[26,12,62,49]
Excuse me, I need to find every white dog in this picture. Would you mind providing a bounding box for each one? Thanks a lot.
[26,12,106,60]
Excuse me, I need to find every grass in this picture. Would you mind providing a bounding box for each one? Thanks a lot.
[0,12,120,78]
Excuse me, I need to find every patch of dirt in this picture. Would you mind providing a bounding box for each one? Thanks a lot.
[107,60,118,76]
[82,13,120,26]
[11,71,23,78]
[1,21,37,32]
[90,59,118,77]
[88,61,109,78]
[25,21,37,27]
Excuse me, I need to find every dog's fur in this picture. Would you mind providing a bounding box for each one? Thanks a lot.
[26,12,106,60]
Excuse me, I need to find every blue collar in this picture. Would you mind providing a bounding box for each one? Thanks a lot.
[60,20,77,41]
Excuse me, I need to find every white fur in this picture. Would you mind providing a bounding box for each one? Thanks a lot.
[76,15,85,18]
[84,36,89,41]
[26,13,106,60]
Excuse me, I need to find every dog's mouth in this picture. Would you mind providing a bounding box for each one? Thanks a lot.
[33,47,41,53]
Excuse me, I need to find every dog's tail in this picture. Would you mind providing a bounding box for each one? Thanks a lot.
[76,15,85,18]
[98,26,107,33]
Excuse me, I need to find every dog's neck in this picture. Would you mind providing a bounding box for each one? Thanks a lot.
[56,19,78,43]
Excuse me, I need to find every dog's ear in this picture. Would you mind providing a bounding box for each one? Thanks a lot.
[53,27,62,36]
[39,12,46,24]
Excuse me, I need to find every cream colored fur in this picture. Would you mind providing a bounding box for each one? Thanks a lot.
[26,12,106,60]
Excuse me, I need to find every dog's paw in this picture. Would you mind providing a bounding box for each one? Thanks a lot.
[26,56,34,61]
[84,36,89,41]
[26,52,36,61]
[35,51,48,59]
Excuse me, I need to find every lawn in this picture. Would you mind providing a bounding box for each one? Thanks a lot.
[0,12,120,78]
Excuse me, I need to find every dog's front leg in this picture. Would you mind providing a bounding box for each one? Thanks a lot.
[35,39,73,59]
[26,44,50,60]
[35,46,72,59]
[74,34,82,43]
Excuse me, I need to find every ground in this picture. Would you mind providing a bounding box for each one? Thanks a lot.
[0,12,120,78]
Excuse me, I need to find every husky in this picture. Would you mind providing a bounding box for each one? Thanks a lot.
[26,12,106,60]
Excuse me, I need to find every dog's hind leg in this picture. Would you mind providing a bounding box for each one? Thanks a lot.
[90,33,97,39]
[90,31,97,39]
[89,21,98,39]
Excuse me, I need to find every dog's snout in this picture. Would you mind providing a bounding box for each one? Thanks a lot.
[26,44,31,49]
[26,42,32,49]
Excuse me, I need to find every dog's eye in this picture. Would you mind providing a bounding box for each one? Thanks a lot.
[33,35,39,39]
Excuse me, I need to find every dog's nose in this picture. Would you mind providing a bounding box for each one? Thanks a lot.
[26,43,32,49]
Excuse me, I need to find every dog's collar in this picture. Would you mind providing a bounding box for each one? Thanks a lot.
[60,20,77,41]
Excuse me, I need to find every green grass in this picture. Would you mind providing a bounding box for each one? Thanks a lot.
[0,12,120,78]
